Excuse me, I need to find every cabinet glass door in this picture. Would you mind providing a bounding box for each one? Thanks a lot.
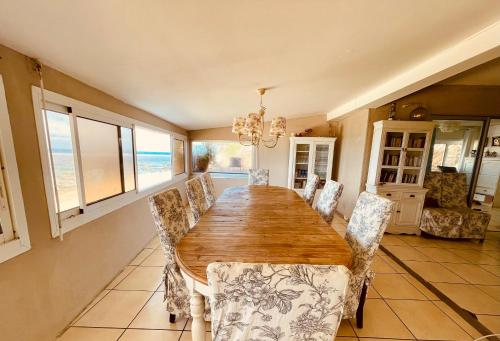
[314,143,330,189]
[294,143,310,189]
[380,131,404,184]
[401,132,428,185]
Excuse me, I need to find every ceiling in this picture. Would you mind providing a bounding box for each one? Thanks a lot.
[440,57,500,86]
[1,1,500,130]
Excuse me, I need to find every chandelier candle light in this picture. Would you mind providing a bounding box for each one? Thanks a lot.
[232,88,286,148]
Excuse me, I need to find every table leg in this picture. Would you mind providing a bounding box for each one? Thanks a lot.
[190,291,206,341]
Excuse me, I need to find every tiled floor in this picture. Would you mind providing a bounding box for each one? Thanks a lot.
[381,230,500,334]
[58,216,487,340]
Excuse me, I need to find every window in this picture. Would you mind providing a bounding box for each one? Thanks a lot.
[192,141,252,174]
[431,142,463,171]
[173,139,185,175]
[135,126,172,190]
[33,86,187,238]
[0,75,30,263]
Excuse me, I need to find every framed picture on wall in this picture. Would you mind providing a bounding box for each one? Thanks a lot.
[493,136,500,146]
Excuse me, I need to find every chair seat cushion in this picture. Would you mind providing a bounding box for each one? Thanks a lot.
[420,207,489,239]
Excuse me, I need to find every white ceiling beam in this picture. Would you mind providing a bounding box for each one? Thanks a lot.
[327,20,500,120]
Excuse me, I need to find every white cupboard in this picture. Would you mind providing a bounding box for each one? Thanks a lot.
[287,137,336,199]
[366,120,435,234]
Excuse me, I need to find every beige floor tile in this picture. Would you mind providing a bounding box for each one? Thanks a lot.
[476,285,500,300]
[72,290,111,325]
[185,318,212,331]
[414,247,469,263]
[381,234,408,246]
[443,263,500,285]
[371,256,398,274]
[115,266,163,291]
[337,320,356,336]
[372,274,427,300]
[335,338,358,341]
[379,255,408,274]
[400,274,439,300]
[481,264,500,276]
[145,236,161,249]
[74,290,152,328]
[179,331,212,341]
[431,239,481,250]
[397,235,438,247]
[384,245,430,261]
[367,286,381,298]
[120,329,182,341]
[352,299,413,339]
[359,339,411,341]
[106,266,136,289]
[141,249,167,266]
[478,315,500,333]
[387,300,471,340]
[432,283,500,315]
[129,248,154,265]
[130,292,188,330]
[449,249,500,265]
[403,261,466,283]
[57,327,123,340]
[433,301,482,339]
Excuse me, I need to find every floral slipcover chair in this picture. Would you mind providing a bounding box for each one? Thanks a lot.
[302,174,320,206]
[343,191,395,328]
[420,172,490,240]
[186,177,209,223]
[200,172,217,207]
[248,168,270,185]
[315,180,344,224]
[207,262,350,341]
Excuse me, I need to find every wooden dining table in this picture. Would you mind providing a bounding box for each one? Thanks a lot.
[175,185,353,341]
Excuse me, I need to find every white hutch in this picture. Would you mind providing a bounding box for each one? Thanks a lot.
[288,137,336,200]
[366,120,435,234]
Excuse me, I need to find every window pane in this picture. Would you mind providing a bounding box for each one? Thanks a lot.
[120,127,135,192]
[77,118,122,204]
[173,139,185,175]
[431,144,446,171]
[46,110,79,211]
[443,144,462,168]
[192,141,252,173]
[136,126,171,190]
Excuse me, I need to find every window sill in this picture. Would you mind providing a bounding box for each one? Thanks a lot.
[0,239,31,264]
[192,172,248,179]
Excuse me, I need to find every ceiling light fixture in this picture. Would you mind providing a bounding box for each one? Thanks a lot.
[232,88,286,148]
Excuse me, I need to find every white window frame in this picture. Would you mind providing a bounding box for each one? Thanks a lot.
[0,75,30,263]
[191,139,257,177]
[32,86,188,238]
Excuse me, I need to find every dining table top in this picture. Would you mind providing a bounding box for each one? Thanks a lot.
[175,185,353,285]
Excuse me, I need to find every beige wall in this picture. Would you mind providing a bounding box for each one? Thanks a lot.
[333,109,370,218]
[189,114,335,188]
[0,44,187,340]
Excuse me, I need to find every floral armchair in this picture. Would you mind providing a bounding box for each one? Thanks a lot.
[248,168,270,185]
[200,172,217,207]
[206,262,350,341]
[343,191,395,328]
[420,172,490,240]
[302,174,319,206]
[186,177,209,223]
[315,180,344,224]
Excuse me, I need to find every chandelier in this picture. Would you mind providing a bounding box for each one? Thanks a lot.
[231,88,286,148]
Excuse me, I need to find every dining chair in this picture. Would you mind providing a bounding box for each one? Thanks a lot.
[200,172,217,207]
[342,191,395,328]
[207,262,350,341]
[148,188,193,323]
[248,168,269,185]
[186,177,209,223]
[315,179,344,224]
[302,173,320,206]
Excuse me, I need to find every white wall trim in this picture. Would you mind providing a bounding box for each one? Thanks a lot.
[32,86,188,238]
[327,19,500,120]
[0,75,31,263]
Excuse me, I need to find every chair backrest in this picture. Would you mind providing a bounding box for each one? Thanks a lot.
[343,191,394,317]
[186,177,209,222]
[148,188,190,264]
[200,172,217,207]
[248,168,269,185]
[423,172,468,208]
[315,180,343,224]
[207,262,350,341]
[302,174,320,206]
